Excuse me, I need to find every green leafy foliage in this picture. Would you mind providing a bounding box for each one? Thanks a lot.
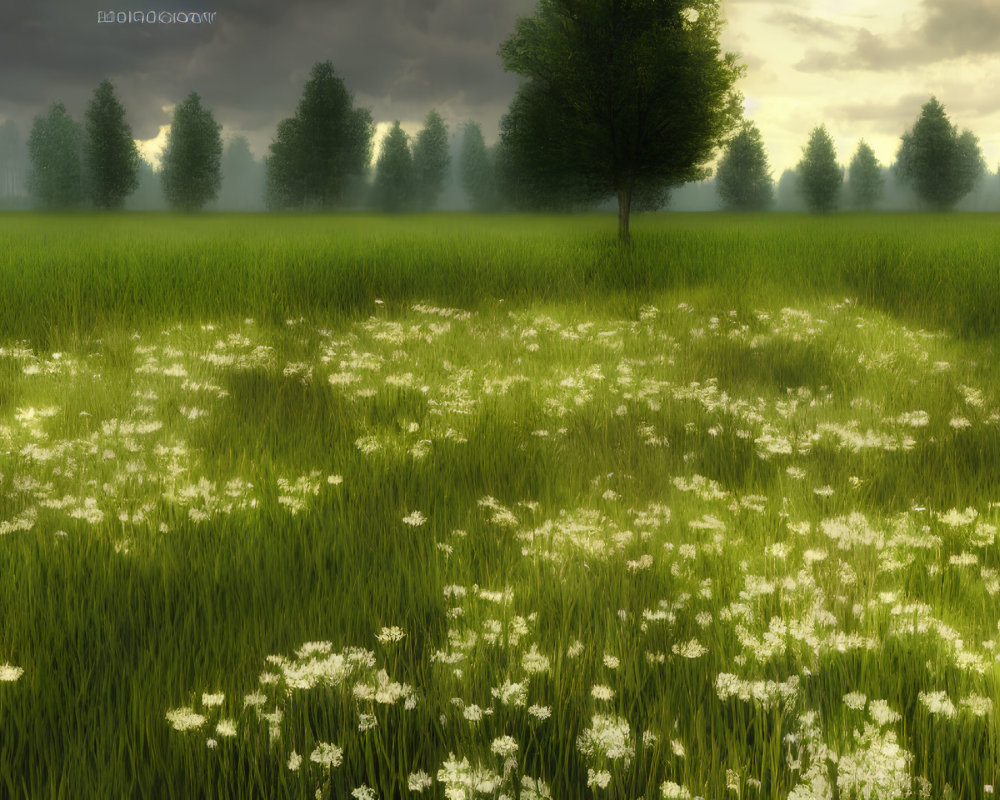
[497,0,744,241]
[83,79,140,210]
[895,97,986,211]
[459,122,496,212]
[371,122,414,213]
[159,92,223,212]
[797,125,842,214]
[26,102,84,209]
[411,110,450,211]
[265,62,374,210]
[715,121,774,211]
[847,141,884,211]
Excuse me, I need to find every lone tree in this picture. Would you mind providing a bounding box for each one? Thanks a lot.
[895,97,985,211]
[266,61,374,210]
[372,122,414,212]
[715,121,773,211]
[797,125,841,214]
[847,140,884,210]
[498,0,743,242]
[27,102,85,209]
[411,110,450,211]
[160,92,223,212]
[459,122,496,211]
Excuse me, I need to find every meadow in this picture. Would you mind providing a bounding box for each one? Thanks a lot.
[1,211,1000,799]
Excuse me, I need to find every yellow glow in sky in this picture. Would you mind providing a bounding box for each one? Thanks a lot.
[720,0,1000,173]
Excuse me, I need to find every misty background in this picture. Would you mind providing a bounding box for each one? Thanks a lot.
[1,0,1000,212]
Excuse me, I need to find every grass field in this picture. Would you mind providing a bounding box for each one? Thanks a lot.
[1,211,1000,798]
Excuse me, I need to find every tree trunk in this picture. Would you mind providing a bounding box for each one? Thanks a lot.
[617,187,632,245]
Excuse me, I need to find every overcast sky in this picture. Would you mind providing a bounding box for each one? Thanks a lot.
[1,0,998,175]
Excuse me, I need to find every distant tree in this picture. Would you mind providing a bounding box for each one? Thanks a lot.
[27,102,85,209]
[217,135,265,210]
[774,169,800,212]
[459,122,496,211]
[371,122,414,212]
[498,0,743,242]
[264,117,303,210]
[895,97,985,211]
[159,92,222,212]
[83,79,140,210]
[797,125,841,214]
[0,120,29,206]
[715,121,773,211]
[845,141,884,211]
[265,61,374,210]
[411,110,450,211]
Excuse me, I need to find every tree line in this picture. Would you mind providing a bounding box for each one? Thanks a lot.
[714,98,990,214]
[4,0,999,236]
[8,66,497,215]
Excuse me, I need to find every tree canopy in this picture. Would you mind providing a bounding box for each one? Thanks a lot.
[715,121,773,211]
[895,97,986,211]
[847,140,884,211]
[498,0,743,242]
[459,122,496,212]
[411,110,450,211]
[27,102,84,209]
[159,92,223,212]
[266,61,374,210]
[372,122,414,212]
[797,125,841,214]
[84,79,141,210]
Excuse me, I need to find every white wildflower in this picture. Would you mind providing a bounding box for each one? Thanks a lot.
[310,741,344,768]
[402,510,427,526]
[522,644,550,674]
[166,707,206,732]
[376,626,406,644]
[672,638,708,659]
[661,781,693,798]
[591,684,615,702]
[408,771,433,792]
[587,769,612,789]
[491,736,519,758]
[919,690,956,718]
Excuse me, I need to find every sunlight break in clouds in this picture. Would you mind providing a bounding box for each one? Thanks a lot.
[720,0,1000,173]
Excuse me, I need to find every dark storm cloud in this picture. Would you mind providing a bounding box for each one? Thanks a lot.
[0,0,536,155]
[795,0,1000,73]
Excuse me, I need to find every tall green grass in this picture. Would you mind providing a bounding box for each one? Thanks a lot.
[1,211,999,798]
[2,212,1000,345]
